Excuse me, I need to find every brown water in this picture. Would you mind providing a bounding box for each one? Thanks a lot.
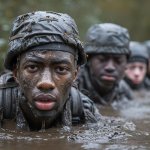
[0,91,150,150]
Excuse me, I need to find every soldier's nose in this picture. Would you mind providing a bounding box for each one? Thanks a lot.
[37,70,55,90]
[134,68,140,77]
[105,60,115,73]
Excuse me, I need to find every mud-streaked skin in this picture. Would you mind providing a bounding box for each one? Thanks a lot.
[13,50,78,120]
[88,54,127,95]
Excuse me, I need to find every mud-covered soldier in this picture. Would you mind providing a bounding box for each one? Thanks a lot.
[124,41,150,90]
[0,11,100,131]
[77,23,132,105]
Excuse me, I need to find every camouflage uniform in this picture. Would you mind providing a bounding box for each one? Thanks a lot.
[77,65,132,105]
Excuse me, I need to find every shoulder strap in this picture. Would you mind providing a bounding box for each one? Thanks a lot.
[70,87,84,124]
[0,72,18,119]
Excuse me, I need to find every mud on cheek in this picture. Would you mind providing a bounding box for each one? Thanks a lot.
[58,78,73,99]
[18,74,37,93]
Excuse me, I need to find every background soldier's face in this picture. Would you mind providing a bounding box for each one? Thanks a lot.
[89,54,127,88]
[125,62,147,85]
[14,50,77,118]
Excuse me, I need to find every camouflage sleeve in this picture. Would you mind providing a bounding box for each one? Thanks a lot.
[119,80,133,100]
[144,77,150,90]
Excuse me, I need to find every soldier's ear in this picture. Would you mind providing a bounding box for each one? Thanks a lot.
[12,68,19,83]
[73,66,79,81]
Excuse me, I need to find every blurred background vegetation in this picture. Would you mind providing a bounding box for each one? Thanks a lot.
[0,0,150,72]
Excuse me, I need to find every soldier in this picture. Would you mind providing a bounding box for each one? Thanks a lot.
[0,11,101,131]
[77,23,132,105]
[124,41,150,90]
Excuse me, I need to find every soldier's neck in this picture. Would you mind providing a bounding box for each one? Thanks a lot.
[91,78,115,97]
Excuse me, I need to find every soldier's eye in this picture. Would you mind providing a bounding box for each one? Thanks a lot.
[116,58,122,63]
[26,65,38,73]
[55,66,69,74]
[139,66,144,71]
[129,66,135,70]
[97,56,105,62]
[99,58,105,62]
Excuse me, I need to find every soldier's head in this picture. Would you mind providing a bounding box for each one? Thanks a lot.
[4,11,86,119]
[84,23,130,89]
[125,41,148,86]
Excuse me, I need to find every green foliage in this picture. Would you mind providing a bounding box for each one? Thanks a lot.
[0,0,150,72]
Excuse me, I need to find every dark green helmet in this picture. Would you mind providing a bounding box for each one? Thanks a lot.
[5,11,86,70]
[84,23,130,56]
[143,40,150,56]
[129,41,149,65]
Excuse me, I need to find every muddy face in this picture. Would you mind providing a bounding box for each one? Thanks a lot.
[125,62,147,85]
[89,54,127,89]
[14,50,77,118]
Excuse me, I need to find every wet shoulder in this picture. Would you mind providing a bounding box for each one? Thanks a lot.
[70,87,101,123]
[0,71,18,119]
[144,77,150,90]
[118,80,133,100]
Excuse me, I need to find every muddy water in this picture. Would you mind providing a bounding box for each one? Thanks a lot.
[0,92,150,150]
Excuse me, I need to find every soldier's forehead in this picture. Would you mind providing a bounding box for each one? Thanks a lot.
[20,50,74,63]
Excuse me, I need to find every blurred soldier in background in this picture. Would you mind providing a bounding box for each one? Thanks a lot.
[77,23,132,106]
[124,41,150,90]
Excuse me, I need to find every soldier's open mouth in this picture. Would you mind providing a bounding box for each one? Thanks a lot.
[34,94,56,110]
[35,101,56,110]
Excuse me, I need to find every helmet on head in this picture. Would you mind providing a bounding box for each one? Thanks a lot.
[5,11,86,70]
[84,23,130,57]
[129,41,149,65]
